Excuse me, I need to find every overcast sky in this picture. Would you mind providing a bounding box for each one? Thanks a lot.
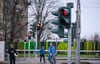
[59,0,100,38]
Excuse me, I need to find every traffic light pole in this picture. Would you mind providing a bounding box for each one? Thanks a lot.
[68,26,72,64]
[76,0,81,64]
[24,41,26,60]
[35,26,38,64]
[28,39,30,60]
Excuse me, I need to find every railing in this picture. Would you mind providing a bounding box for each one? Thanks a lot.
[16,49,100,52]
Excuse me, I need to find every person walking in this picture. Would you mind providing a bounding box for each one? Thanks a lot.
[48,43,57,64]
[40,46,46,63]
[8,44,17,64]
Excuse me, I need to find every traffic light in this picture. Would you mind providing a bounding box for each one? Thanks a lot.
[51,7,71,37]
[24,39,26,42]
[51,3,73,38]
[59,7,71,29]
[24,39,27,44]
[51,9,64,38]
[36,22,42,31]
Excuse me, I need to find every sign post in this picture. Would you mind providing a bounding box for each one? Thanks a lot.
[0,41,5,61]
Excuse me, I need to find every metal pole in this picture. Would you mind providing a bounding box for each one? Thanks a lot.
[68,27,72,64]
[24,41,26,60]
[76,0,81,64]
[28,40,30,60]
[35,26,38,64]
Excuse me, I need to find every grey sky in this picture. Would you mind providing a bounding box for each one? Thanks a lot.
[60,0,100,38]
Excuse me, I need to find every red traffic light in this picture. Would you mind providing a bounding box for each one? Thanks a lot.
[24,39,26,42]
[59,9,68,16]
[64,10,68,16]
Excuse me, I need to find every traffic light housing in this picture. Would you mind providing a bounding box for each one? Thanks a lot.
[51,9,64,38]
[51,7,71,38]
[59,7,71,29]
[51,3,73,38]
[36,22,42,31]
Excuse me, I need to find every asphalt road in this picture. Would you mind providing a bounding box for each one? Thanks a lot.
[2,57,100,64]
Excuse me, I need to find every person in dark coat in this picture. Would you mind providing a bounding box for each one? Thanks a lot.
[8,44,17,64]
[40,46,46,63]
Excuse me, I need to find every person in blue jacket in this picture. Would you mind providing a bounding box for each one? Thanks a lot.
[40,46,46,63]
[48,43,57,64]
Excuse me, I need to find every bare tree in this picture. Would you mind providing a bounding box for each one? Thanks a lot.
[89,33,100,42]
[29,0,59,44]
[0,0,4,41]
[3,0,30,48]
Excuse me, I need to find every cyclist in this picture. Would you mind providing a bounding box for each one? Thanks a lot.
[48,43,57,64]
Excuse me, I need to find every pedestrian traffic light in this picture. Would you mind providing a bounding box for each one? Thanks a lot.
[59,7,71,29]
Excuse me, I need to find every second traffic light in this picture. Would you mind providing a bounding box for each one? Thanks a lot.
[36,22,42,31]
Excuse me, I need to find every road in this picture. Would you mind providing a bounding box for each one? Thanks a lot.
[2,57,100,64]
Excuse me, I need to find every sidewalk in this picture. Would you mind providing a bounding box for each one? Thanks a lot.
[1,57,63,64]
